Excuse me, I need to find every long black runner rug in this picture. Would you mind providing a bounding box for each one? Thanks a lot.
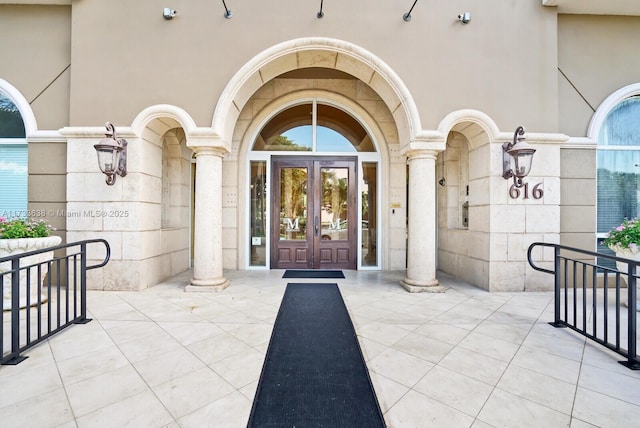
[247,282,385,427]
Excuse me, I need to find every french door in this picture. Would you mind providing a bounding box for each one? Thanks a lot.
[271,157,357,270]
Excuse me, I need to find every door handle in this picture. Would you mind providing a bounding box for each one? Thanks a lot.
[314,216,319,236]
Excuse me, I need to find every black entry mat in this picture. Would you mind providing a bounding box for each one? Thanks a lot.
[248,283,385,428]
[282,269,345,279]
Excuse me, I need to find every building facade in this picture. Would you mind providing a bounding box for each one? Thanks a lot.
[1,0,639,292]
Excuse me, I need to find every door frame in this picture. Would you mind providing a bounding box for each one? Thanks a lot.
[270,155,357,270]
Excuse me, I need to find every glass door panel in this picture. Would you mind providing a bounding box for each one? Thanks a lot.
[320,167,349,241]
[361,162,378,266]
[279,167,308,241]
[249,161,267,266]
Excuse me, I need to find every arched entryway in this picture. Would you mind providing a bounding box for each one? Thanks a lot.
[191,36,445,290]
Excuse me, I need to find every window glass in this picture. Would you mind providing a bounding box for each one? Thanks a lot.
[250,161,267,266]
[317,126,355,152]
[0,144,27,219]
[597,96,640,268]
[0,93,25,138]
[0,92,27,218]
[252,101,376,153]
[599,97,640,147]
[253,104,312,151]
[279,167,308,240]
[361,162,377,266]
[316,104,374,152]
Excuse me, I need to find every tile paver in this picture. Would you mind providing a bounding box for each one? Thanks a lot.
[1,269,640,427]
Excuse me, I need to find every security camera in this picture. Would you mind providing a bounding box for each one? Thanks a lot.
[457,12,471,24]
[163,8,177,20]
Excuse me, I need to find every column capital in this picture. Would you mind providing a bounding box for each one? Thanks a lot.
[187,133,231,156]
[401,140,446,159]
[191,145,229,157]
[402,147,441,161]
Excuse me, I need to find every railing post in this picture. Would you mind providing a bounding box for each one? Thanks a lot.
[621,261,640,369]
[75,241,91,324]
[550,245,565,328]
[7,258,27,364]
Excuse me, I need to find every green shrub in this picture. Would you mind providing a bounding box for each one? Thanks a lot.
[0,217,54,239]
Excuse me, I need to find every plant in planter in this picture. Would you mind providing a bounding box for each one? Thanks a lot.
[604,217,640,257]
[604,216,640,310]
[0,217,61,310]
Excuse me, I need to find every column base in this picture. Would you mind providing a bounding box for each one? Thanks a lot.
[186,277,230,292]
[400,277,447,293]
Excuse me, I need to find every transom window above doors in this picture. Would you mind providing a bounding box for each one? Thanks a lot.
[252,100,376,153]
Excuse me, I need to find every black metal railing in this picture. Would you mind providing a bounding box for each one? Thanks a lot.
[1,239,110,365]
[528,242,639,370]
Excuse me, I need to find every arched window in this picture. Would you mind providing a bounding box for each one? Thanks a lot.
[597,96,640,261]
[0,91,27,219]
[252,101,376,153]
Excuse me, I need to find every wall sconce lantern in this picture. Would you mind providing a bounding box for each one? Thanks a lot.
[94,122,127,185]
[502,126,535,188]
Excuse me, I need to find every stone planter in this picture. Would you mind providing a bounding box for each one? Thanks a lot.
[609,244,640,311]
[1,236,62,311]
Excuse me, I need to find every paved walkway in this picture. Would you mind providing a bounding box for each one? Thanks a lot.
[1,269,640,427]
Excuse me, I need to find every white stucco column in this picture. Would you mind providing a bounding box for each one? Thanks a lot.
[186,147,229,291]
[401,149,446,292]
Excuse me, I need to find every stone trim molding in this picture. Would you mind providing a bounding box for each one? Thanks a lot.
[211,37,422,146]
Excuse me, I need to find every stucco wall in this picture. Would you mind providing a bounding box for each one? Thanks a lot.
[0,4,71,130]
[1,5,71,245]
[558,14,640,136]
[560,147,596,251]
[65,0,558,133]
[555,15,639,255]
[27,141,67,242]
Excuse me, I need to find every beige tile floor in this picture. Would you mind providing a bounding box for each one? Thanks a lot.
[1,269,640,427]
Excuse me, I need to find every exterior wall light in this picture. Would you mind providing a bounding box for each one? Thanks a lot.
[502,126,535,188]
[94,122,127,186]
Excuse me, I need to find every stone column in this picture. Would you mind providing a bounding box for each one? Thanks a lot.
[186,147,229,291]
[401,149,446,292]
